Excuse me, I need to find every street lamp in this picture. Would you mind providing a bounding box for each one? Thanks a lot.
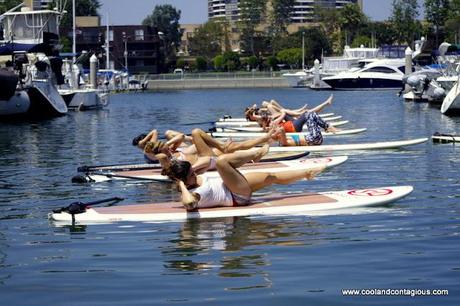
[122,31,128,72]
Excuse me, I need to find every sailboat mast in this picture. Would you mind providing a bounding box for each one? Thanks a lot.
[106,13,110,69]
[72,0,76,63]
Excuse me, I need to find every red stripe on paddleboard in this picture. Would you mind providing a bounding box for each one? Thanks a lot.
[347,189,393,197]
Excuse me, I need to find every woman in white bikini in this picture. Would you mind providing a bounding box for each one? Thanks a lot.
[159,145,324,211]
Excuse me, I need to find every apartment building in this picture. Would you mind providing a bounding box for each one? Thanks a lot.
[207,0,362,51]
[62,24,162,74]
[208,0,362,25]
[23,0,54,10]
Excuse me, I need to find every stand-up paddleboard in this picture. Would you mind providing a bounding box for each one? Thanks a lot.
[214,116,342,128]
[49,186,414,223]
[209,128,366,139]
[432,133,460,143]
[266,138,428,153]
[75,151,310,174]
[218,113,335,122]
[82,156,348,183]
[216,120,349,132]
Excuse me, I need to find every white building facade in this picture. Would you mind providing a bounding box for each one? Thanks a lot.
[208,0,363,24]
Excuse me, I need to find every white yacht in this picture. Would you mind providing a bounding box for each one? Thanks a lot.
[0,5,68,119]
[321,59,406,90]
[283,45,380,88]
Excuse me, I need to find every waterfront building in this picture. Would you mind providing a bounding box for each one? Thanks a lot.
[63,23,162,74]
[178,24,201,56]
[208,0,362,26]
[208,0,363,52]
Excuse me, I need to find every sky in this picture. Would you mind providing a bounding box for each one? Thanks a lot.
[99,0,425,25]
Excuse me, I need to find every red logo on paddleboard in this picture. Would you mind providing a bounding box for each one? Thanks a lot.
[348,189,393,196]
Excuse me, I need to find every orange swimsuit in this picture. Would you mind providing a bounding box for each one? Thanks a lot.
[280,121,295,133]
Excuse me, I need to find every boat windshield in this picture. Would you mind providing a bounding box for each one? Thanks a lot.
[362,66,398,74]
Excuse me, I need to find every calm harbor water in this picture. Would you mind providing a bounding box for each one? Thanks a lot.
[0,88,459,305]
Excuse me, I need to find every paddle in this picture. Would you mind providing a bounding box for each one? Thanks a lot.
[432,132,458,143]
[52,197,124,223]
[180,121,216,126]
[78,162,160,173]
[72,171,169,183]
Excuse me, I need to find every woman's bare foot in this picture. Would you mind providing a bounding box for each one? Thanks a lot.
[265,126,278,139]
[183,201,198,211]
[326,94,333,105]
[305,165,326,180]
[252,144,270,163]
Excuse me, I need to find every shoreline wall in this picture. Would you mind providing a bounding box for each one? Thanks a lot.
[146,77,289,90]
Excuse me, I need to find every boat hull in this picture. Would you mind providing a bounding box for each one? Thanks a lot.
[60,89,109,111]
[322,76,403,90]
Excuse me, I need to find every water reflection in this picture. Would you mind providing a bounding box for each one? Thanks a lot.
[160,217,322,276]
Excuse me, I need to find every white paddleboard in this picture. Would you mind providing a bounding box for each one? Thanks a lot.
[432,134,460,143]
[267,138,428,153]
[209,128,366,139]
[218,113,335,122]
[217,120,349,132]
[87,156,348,183]
[215,116,341,128]
[49,186,413,223]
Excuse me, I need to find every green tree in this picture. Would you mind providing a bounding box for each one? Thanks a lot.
[248,55,258,69]
[222,51,240,71]
[274,27,331,65]
[239,0,267,55]
[213,55,224,71]
[266,0,295,54]
[195,56,207,71]
[339,3,368,46]
[390,0,420,44]
[424,0,450,45]
[351,35,372,48]
[0,0,21,14]
[364,21,398,46]
[176,58,186,69]
[445,0,460,42]
[53,0,101,28]
[313,5,342,53]
[265,55,279,71]
[269,0,295,35]
[188,21,223,60]
[142,5,182,55]
[277,48,302,69]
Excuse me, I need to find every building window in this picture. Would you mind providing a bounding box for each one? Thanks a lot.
[135,29,144,41]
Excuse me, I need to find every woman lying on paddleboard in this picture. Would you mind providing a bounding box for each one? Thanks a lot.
[245,99,309,121]
[132,129,193,162]
[246,95,335,132]
[142,128,277,174]
[160,145,324,211]
[273,111,339,146]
